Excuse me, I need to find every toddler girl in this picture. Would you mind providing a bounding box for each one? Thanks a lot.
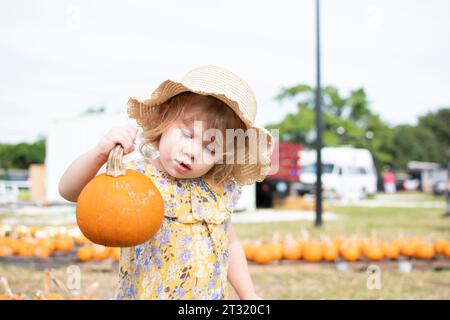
[59,65,273,300]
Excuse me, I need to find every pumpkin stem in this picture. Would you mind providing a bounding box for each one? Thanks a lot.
[1,277,13,298]
[106,145,126,177]
[49,272,74,300]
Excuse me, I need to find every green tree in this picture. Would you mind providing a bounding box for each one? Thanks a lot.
[389,125,440,170]
[0,139,46,170]
[417,108,450,164]
[267,84,394,171]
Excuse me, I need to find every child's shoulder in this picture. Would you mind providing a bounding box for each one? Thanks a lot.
[123,152,155,173]
[205,177,243,210]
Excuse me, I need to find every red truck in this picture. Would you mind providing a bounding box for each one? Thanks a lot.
[256,141,303,208]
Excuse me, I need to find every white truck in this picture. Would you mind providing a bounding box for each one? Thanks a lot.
[297,147,378,199]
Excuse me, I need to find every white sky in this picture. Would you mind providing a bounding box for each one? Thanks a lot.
[1,0,449,143]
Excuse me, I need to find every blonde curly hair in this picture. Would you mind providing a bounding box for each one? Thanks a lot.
[138,92,248,185]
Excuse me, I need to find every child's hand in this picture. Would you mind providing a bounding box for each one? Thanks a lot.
[94,123,139,162]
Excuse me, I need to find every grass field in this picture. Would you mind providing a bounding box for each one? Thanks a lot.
[1,204,449,299]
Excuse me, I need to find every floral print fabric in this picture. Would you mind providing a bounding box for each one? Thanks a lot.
[115,157,242,300]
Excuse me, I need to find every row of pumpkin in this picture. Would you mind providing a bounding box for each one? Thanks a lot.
[0,224,120,262]
[2,224,450,264]
[242,234,450,264]
[0,235,120,262]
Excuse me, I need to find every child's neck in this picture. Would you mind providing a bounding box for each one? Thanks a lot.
[151,157,167,173]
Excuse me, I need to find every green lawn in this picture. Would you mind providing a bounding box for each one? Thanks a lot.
[234,206,450,241]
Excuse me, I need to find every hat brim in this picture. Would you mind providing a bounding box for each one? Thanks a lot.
[128,80,274,186]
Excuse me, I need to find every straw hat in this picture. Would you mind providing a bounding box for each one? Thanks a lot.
[127,65,274,186]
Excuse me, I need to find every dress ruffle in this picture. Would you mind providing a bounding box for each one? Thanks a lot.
[125,158,242,225]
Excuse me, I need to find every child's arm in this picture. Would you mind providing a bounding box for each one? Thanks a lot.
[58,124,138,202]
[227,222,262,300]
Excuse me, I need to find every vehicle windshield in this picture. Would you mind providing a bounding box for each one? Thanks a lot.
[301,164,334,174]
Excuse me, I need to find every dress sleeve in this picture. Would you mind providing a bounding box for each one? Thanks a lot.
[225,180,243,211]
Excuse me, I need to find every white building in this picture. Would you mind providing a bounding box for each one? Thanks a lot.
[46,112,255,211]
[46,111,132,203]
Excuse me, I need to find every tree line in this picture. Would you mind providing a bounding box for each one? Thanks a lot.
[266,84,450,172]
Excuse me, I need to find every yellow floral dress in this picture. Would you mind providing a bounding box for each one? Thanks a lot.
[114,157,242,300]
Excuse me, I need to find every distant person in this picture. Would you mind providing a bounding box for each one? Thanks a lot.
[58,66,274,300]
[383,166,396,194]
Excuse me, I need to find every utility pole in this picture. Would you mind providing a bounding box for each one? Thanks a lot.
[314,0,323,227]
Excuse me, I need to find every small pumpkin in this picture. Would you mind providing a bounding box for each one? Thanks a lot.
[443,241,450,258]
[74,233,90,245]
[415,242,435,260]
[361,237,384,261]
[253,243,275,265]
[34,245,52,259]
[76,145,165,247]
[269,233,284,261]
[400,236,419,257]
[91,244,110,261]
[55,235,74,253]
[282,234,302,260]
[302,241,323,262]
[434,239,448,254]
[0,245,13,257]
[242,241,256,261]
[77,245,93,262]
[322,242,339,262]
[18,239,36,257]
[340,240,360,262]
[383,241,400,260]
[111,247,121,262]
[9,239,21,255]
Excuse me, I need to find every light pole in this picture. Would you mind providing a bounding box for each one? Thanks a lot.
[445,162,450,217]
[314,0,323,227]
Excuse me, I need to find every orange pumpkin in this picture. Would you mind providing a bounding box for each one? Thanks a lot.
[77,245,93,262]
[303,241,323,262]
[91,244,110,261]
[0,245,13,257]
[322,243,339,262]
[391,238,405,251]
[55,235,74,253]
[76,145,165,247]
[34,245,52,259]
[400,237,419,257]
[242,241,256,261]
[340,241,360,262]
[74,233,90,245]
[362,239,384,261]
[383,241,400,260]
[415,242,435,260]
[9,239,21,255]
[37,239,55,253]
[18,239,36,257]
[282,235,302,260]
[443,242,450,258]
[111,247,121,262]
[253,243,275,264]
[268,234,284,261]
[434,239,448,254]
